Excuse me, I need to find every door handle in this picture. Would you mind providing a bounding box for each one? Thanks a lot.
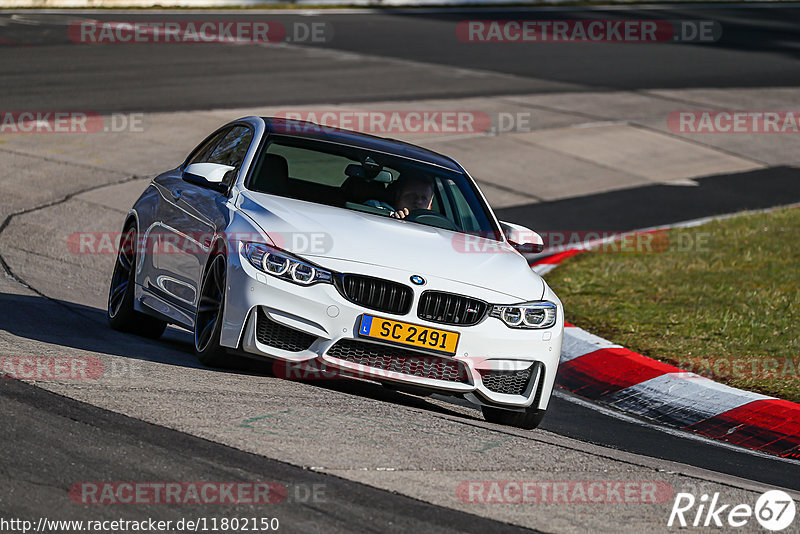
[171,189,182,200]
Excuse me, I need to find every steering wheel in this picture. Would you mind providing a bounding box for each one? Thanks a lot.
[403,209,458,231]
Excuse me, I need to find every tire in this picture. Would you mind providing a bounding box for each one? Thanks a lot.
[194,254,229,367]
[481,405,546,430]
[107,226,167,339]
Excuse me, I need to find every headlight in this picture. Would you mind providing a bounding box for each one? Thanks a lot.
[489,301,557,329]
[243,242,332,286]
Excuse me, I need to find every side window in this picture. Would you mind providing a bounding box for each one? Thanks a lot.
[444,179,480,232]
[187,128,231,166]
[207,126,254,185]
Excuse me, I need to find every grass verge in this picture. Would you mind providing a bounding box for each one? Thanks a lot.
[546,206,800,403]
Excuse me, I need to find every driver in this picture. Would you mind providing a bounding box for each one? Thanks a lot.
[365,174,434,219]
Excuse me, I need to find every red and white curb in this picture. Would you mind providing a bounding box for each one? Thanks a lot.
[531,210,800,460]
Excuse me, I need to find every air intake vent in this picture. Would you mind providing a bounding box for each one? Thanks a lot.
[480,367,535,396]
[255,307,317,352]
[335,274,413,315]
[417,291,487,326]
[326,339,469,383]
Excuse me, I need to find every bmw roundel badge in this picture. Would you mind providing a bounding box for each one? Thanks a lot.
[410,275,426,286]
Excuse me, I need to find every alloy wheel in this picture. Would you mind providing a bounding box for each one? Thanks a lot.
[195,256,225,352]
[108,228,135,318]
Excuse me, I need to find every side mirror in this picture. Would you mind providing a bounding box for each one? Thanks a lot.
[182,162,235,193]
[499,221,544,254]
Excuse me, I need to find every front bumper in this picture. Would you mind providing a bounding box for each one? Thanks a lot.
[221,245,563,410]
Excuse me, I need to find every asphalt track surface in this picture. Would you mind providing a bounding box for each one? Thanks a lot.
[2,5,800,531]
[496,166,800,232]
[2,378,537,534]
[1,6,800,112]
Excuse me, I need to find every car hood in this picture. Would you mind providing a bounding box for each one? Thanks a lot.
[237,191,544,301]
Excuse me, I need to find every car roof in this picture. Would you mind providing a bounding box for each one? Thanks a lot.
[261,117,463,172]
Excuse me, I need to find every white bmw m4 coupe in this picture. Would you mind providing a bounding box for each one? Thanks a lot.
[108,116,564,429]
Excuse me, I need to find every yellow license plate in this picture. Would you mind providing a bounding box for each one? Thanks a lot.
[358,315,459,356]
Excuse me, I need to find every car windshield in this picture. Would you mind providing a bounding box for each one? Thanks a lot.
[246,135,501,239]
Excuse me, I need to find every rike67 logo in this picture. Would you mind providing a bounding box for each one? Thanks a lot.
[669,490,796,531]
